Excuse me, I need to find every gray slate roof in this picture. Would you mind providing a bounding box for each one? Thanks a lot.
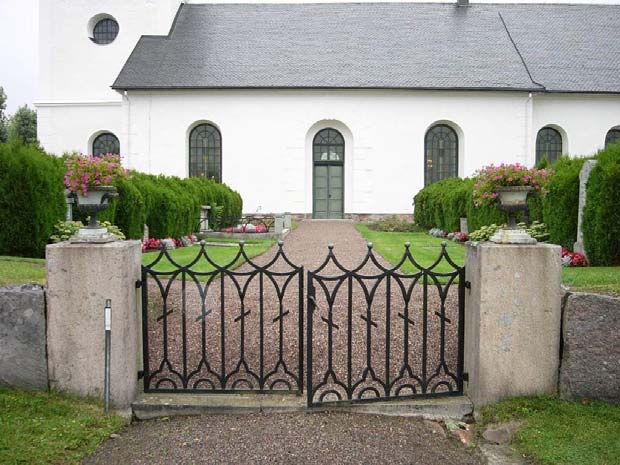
[112,3,620,93]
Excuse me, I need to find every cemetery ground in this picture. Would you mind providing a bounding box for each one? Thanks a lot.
[1,224,619,464]
[3,229,619,292]
[0,387,123,465]
[481,395,620,465]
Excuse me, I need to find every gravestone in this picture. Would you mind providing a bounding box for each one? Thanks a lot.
[573,160,598,256]
[460,217,468,234]
[284,213,292,230]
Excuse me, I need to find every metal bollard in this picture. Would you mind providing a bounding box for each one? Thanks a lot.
[104,299,112,415]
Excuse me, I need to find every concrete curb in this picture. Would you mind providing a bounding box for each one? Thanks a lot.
[132,393,473,421]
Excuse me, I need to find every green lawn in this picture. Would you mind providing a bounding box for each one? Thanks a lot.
[0,388,123,465]
[482,395,620,465]
[355,224,465,275]
[0,256,46,287]
[142,239,275,274]
[562,266,620,294]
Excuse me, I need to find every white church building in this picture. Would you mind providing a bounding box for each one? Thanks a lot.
[37,0,620,218]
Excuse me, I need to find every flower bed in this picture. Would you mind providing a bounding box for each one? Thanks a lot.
[429,228,468,242]
[142,235,199,253]
[562,248,589,267]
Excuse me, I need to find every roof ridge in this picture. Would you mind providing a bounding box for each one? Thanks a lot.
[498,11,545,91]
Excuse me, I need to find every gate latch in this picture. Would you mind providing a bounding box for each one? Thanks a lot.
[464,281,471,290]
[135,280,143,289]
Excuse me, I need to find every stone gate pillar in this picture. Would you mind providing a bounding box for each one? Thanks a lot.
[464,242,562,406]
[46,241,141,409]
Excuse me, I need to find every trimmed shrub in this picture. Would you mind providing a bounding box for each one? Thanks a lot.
[583,145,620,265]
[414,178,473,231]
[0,142,66,257]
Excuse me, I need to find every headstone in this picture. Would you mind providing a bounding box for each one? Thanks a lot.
[143,224,149,242]
[574,160,598,256]
[200,205,211,233]
[460,217,468,234]
[284,213,292,230]
[274,215,285,235]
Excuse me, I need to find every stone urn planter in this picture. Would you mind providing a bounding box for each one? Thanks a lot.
[489,186,536,244]
[71,186,119,243]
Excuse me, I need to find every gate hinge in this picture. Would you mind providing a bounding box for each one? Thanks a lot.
[462,372,469,382]
[464,281,471,290]
[137,370,144,380]
[135,280,143,289]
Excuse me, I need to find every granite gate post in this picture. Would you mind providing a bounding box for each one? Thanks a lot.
[464,242,562,406]
[46,240,142,409]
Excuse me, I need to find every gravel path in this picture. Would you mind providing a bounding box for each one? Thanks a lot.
[144,221,461,401]
[83,412,482,465]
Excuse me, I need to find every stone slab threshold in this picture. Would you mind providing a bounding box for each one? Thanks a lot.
[132,393,473,421]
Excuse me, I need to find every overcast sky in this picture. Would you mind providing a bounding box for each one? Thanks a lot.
[0,0,618,115]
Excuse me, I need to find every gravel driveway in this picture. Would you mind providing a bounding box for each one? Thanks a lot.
[144,221,462,402]
[83,412,482,465]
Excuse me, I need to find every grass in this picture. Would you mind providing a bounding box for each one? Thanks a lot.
[355,224,465,274]
[142,239,275,274]
[0,256,46,286]
[481,395,620,465]
[562,266,620,294]
[0,387,124,465]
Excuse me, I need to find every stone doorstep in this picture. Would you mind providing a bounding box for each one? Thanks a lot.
[132,393,473,421]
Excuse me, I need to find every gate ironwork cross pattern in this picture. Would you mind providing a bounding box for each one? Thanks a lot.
[140,240,465,407]
[141,241,304,393]
[306,242,465,407]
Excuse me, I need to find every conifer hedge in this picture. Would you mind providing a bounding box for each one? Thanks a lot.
[413,155,596,254]
[0,143,243,257]
[583,145,620,265]
[0,142,66,257]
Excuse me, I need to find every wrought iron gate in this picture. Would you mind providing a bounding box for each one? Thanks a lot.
[306,243,465,407]
[141,241,303,393]
[140,240,465,405]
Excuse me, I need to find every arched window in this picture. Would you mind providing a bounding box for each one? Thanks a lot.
[312,128,344,219]
[189,123,222,182]
[92,132,120,156]
[91,18,119,45]
[424,124,458,186]
[605,128,620,148]
[313,128,344,162]
[536,127,563,164]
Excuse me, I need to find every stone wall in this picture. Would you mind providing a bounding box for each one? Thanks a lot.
[560,292,620,403]
[0,284,48,390]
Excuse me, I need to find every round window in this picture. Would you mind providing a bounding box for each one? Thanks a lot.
[90,17,119,45]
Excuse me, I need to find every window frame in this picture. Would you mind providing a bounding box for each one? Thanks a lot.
[605,128,620,148]
[424,124,459,186]
[92,132,120,156]
[189,123,222,182]
[312,128,345,165]
[91,17,119,45]
[536,127,563,164]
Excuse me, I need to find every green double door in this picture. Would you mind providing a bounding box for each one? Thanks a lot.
[313,163,344,219]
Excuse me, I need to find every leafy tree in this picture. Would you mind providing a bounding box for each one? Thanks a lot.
[8,105,38,145]
[0,87,8,143]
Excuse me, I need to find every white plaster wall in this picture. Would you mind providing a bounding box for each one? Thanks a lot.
[37,102,121,155]
[122,89,534,214]
[38,0,178,103]
[532,93,620,158]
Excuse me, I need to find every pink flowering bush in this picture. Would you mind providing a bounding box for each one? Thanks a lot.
[64,153,130,196]
[472,163,554,206]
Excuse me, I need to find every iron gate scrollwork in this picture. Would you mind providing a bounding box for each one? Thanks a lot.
[141,241,303,393]
[306,242,465,407]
